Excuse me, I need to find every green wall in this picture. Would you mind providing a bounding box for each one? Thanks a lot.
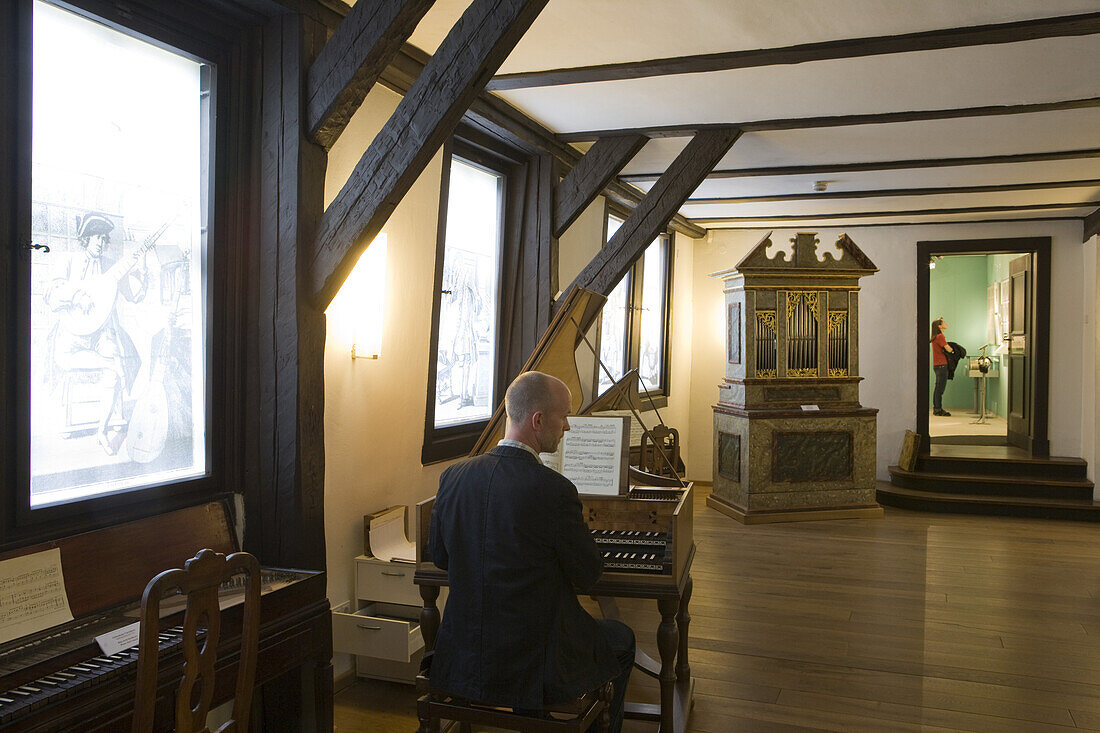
[928,255,987,411]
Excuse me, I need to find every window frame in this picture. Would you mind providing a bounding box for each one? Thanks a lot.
[1,0,237,549]
[592,201,675,405]
[421,134,518,464]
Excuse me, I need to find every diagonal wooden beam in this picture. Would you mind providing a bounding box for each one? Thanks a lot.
[487,12,1100,90]
[310,0,549,308]
[306,0,434,150]
[1085,206,1100,242]
[553,134,647,238]
[563,128,741,300]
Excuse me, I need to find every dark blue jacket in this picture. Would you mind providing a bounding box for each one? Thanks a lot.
[427,445,619,708]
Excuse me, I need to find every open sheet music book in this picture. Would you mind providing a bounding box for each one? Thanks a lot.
[540,415,630,496]
[363,506,416,563]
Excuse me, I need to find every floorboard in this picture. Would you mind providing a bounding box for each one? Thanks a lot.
[334,486,1100,731]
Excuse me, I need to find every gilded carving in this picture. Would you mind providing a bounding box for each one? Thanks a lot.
[827,310,847,334]
[757,369,776,379]
[828,368,849,378]
[787,368,817,378]
[757,310,776,333]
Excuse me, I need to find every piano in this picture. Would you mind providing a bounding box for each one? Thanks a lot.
[0,502,332,732]
[414,286,695,733]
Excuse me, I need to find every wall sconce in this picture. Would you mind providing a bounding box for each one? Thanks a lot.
[928,255,940,270]
[331,233,388,360]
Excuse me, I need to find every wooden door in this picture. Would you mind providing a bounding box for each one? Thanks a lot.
[1006,254,1032,450]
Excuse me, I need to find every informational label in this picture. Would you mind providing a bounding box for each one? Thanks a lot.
[96,621,140,656]
[547,416,628,496]
[800,404,820,412]
[0,548,74,644]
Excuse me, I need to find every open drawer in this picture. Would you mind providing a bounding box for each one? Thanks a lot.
[332,602,424,662]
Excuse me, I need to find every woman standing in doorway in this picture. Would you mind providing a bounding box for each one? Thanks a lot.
[930,317,954,417]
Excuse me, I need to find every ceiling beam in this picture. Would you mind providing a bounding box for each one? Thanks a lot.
[377,43,706,238]
[691,200,1100,225]
[562,128,741,300]
[557,97,1100,142]
[1085,206,1100,242]
[309,0,549,308]
[706,215,1088,230]
[553,134,648,238]
[306,0,434,150]
[487,12,1100,90]
[620,148,1100,183]
[684,179,1100,205]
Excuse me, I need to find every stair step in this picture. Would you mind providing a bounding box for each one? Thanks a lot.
[878,484,1100,521]
[919,455,1088,480]
[888,465,1094,499]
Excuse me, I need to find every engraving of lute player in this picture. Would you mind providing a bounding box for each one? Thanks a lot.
[45,212,165,455]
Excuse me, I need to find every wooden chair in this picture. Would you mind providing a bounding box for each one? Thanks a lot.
[639,424,682,478]
[131,549,261,733]
[416,655,612,733]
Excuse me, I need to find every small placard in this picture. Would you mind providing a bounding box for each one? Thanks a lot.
[96,621,140,656]
[800,404,820,411]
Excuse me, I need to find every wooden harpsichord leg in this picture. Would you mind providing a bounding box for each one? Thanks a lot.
[656,597,679,732]
[419,584,441,652]
[676,574,692,681]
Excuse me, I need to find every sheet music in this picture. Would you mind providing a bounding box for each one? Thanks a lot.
[0,548,74,644]
[557,416,627,496]
[369,506,416,563]
[593,409,646,446]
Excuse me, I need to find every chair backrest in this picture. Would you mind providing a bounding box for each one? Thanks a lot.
[131,549,261,733]
[639,424,680,478]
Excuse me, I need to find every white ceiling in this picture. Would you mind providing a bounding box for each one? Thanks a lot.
[405,1,1100,230]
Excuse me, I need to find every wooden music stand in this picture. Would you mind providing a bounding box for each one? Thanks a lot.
[131,549,261,733]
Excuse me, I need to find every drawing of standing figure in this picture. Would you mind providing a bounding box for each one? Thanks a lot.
[448,264,485,409]
[45,212,147,455]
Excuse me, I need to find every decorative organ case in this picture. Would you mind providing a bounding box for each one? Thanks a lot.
[708,232,881,523]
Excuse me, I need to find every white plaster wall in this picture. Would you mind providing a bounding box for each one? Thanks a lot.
[686,221,1090,482]
[323,85,450,679]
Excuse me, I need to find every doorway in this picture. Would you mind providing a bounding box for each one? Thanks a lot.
[916,238,1051,457]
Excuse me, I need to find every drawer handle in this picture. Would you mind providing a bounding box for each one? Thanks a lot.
[357,624,382,630]
[381,570,406,577]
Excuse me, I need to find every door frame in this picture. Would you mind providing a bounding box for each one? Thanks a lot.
[915,237,1051,456]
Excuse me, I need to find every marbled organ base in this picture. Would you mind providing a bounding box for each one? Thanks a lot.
[708,232,881,523]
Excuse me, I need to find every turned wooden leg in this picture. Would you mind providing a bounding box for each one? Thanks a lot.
[656,597,679,732]
[419,584,441,652]
[676,574,692,681]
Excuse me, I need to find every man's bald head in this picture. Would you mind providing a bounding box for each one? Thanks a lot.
[505,371,569,426]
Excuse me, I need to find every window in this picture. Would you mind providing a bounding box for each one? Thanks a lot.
[594,209,673,399]
[423,139,510,462]
[28,2,211,507]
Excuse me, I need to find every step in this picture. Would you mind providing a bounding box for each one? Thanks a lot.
[877,484,1100,522]
[918,454,1088,480]
[888,465,1094,500]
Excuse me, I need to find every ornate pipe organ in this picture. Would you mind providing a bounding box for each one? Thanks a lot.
[708,232,881,523]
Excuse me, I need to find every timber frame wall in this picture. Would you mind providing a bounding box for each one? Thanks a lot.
[1,0,687,571]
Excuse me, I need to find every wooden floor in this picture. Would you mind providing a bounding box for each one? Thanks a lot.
[334,486,1100,732]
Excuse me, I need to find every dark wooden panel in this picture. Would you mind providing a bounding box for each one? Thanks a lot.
[251,14,328,570]
[305,0,434,150]
[553,134,648,237]
[309,0,550,308]
[488,12,1100,90]
[717,433,741,483]
[562,128,740,299]
[621,148,1100,183]
[0,502,234,618]
[772,431,852,483]
[557,97,1100,142]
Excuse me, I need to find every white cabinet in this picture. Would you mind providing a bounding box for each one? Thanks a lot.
[332,556,444,684]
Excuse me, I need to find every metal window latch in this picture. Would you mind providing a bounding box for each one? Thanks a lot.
[24,242,50,253]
